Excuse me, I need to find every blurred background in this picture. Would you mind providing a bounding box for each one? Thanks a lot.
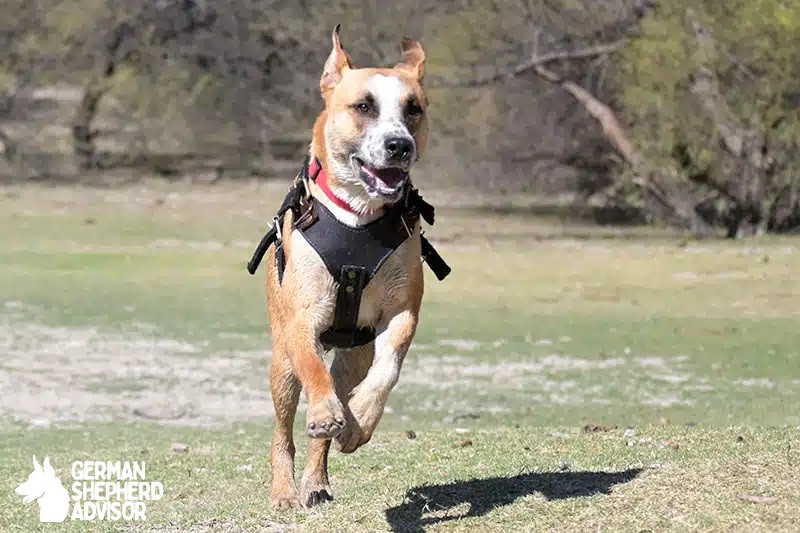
[2,3,800,529]
[1,0,798,238]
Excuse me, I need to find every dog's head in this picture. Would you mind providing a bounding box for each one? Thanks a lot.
[15,456,55,505]
[315,25,428,209]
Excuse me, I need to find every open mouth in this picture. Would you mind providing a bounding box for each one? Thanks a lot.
[352,157,408,197]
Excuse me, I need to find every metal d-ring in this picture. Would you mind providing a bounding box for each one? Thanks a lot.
[401,214,413,238]
[273,216,282,241]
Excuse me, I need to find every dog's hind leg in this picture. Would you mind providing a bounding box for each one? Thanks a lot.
[269,344,302,509]
[300,343,373,507]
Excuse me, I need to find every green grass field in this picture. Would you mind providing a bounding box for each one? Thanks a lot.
[1,182,799,531]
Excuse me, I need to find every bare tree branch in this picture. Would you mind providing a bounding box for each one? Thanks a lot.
[430,40,627,88]
[530,62,715,236]
[533,63,642,166]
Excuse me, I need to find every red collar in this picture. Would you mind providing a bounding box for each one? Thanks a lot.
[308,158,360,215]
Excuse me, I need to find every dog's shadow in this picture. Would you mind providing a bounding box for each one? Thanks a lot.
[385,468,643,532]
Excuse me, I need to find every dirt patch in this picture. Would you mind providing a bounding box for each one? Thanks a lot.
[0,303,272,428]
[401,353,702,409]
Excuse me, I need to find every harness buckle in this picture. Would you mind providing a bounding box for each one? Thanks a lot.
[292,157,313,201]
[301,172,312,201]
[291,175,312,202]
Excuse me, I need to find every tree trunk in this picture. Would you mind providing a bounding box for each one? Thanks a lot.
[71,22,132,169]
[688,21,772,239]
[72,83,107,169]
[0,128,14,162]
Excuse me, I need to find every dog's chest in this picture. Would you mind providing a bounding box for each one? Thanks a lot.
[355,244,411,325]
[289,229,412,331]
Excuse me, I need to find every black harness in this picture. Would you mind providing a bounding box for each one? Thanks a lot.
[247,157,450,350]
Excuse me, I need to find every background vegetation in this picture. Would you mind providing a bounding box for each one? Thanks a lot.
[2,0,798,236]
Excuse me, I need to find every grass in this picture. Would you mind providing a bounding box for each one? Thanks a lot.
[1,182,799,530]
[1,423,798,532]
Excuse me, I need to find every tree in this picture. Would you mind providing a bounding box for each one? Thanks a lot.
[617,0,800,236]
[432,0,800,236]
[424,0,655,196]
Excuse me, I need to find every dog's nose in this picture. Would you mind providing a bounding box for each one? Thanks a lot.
[384,137,414,161]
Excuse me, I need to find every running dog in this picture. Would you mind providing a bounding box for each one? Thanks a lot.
[253,26,447,509]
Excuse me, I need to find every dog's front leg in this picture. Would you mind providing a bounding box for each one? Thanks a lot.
[336,308,417,453]
[300,342,373,507]
[286,319,346,440]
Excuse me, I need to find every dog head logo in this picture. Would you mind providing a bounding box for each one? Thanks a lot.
[15,455,70,522]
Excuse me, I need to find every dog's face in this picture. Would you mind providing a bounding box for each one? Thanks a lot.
[318,27,428,204]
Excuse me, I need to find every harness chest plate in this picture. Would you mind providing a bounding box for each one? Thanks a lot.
[295,198,415,350]
[300,198,412,282]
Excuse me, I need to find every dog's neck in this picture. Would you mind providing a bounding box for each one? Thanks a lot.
[309,114,393,227]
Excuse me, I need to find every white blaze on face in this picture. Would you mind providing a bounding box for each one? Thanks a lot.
[369,74,405,124]
[362,74,415,165]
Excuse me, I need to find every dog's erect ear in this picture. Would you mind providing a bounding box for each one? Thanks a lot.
[320,24,352,95]
[396,37,425,81]
[32,455,42,472]
[43,457,55,477]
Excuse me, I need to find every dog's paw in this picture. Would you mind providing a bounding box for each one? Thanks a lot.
[300,481,333,508]
[334,391,380,453]
[334,425,363,454]
[335,420,375,454]
[305,488,333,507]
[306,395,345,439]
[270,493,302,510]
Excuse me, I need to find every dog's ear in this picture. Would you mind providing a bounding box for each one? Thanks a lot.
[32,455,42,472]
[43,457,55,478]
[396,37,425,82]
[320,24,352,95]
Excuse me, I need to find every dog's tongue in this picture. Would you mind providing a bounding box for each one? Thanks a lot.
[365,165,406,187]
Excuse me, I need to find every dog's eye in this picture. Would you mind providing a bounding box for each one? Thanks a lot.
[355,102,372,114]
[407,102,423,117]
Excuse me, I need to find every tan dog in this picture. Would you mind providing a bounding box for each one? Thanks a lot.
[265,26,429,509]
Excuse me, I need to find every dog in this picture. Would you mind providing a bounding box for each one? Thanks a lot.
[15,456,70,522]
[263,26,431,509]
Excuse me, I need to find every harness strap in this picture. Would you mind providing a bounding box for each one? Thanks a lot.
[246,160,310,276]
[320,327,376,350]
[421,235,452,281]
[275,241,287,284]
[247,162,451,282]
[319,265,375,349]
[406,187,435,226]
[246,224,278,275]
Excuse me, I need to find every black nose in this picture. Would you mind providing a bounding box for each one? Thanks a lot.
[384,137,414,161]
